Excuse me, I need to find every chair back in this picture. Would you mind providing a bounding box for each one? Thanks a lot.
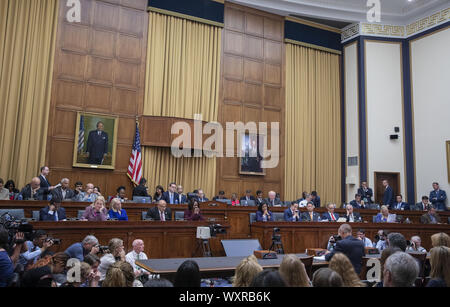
[175,211,185,221]
[299,255,314,279]
[273,212,284,221]
[249,212,256,224]
[32,211,40,221]
[216,199,232,205]
[77,210,85,219]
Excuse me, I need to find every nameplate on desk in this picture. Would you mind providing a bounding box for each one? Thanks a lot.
[254,250,277,259]
[208,203,218,207]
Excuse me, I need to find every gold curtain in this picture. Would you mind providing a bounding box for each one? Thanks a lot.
[285,43,342,205]
[0,0,59,188]
[142,12,221,198]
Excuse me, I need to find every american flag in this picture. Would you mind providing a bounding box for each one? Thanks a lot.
[127,121,142,185]
[78,115,85,153]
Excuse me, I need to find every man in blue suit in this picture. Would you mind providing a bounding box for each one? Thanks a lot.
[429,182,447,211]
[382,180,394,207]
[284,202,301,221]
[350,194,367,209]
[162,182,179,204]
[311,191,321,208]
[39,199,66,221]
[322,203,339,221]
[177,185,187,204]
[391,194,410,211]
[325,224,365,274]
[86,121,108,165]
[301,202,321,222]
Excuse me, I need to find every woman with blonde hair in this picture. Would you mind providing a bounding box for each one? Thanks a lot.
[108,197,128,221]
[232,255,263,287]
[427,246,450,287]
[102,261,142,287]
[279,254,310,287]
[328,253,365,287]
[82,196,108,221]
[431,232,450,248]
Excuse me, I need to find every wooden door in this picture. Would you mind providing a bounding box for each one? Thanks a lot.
[374,172,400,204]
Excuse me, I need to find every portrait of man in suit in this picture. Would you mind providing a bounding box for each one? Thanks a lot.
[86,121,108,164]
[240,133,264,175]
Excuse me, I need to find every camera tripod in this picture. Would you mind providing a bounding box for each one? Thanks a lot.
[193,238,212,257]
[269,235,285,254]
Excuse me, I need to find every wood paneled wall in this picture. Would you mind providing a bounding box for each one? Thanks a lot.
[45,0,148,197]
[216,3,285,199]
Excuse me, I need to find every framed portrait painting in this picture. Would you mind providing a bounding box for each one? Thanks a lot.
[73,112,118,170]
[239,133,265,176]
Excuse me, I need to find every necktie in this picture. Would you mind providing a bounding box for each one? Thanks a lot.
[55,211,59,221]
[170,193,173,204]
[161,211,165,221]
[310,213,313,220]
[331,213,335,221]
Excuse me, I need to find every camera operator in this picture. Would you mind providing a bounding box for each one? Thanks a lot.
[406,236,427,253]
[0,227,14,287]
[65,235,100,262]
[98,238,126,281]
[326,234,341,251]
[18,230,54,269]
[373,230,388,251]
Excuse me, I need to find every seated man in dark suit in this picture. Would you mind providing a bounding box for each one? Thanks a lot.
[146,200,172,221]
[132,178,151,198]
[176,185,187,204]
[213,190,226,201]
[284,202,300,221]
[411,196,430,211]
[264,191,282,207]
[19,177,45,200]
[39,199,67,221]
[255,190,265,206]
[196,189,209,202]
[325,223,365,274]
[420,205,441,224]
[349,194,367,209]
[382,180,394,207]
[51,178,74,201]
[344,204,362,222]
[301,202,320,222]
[240,190,256,202]
[322,203,339,221]
[311,191,321,208]
[357,181,373,204]
[162,182,179,204]
[391,194,410,211]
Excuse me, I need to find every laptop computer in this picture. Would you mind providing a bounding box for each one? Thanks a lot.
[133,196,151,203]
[221,239,262,257]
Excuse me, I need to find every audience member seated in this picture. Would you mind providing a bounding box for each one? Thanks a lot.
[265,191,282,207]
[322,203,339,221]
[256,203,273,222]
[231,193,240,206]
[240,190,255,202]
[420,205,441,224]
[375,205,396,223]
[144,278,173,287]
[232,255,263,287]
[213,190,226,201]
[412,195,431,211]
[374,230,388,251]
[383,252,419,287]
[99,238,125,281]
[108,198,128,221]
[83,254,101,287]
[174,260,201,287]
[357,181,373,204]
[18,177,45,200]
[325,224,365,274]
[196,189,209,202]
[427,246,450,287]
[406,235,426,253]
[356,229,373,248]
[94,186,102,197]
[125,239,149,278]
[5,180,20,200]
[328,253,365,287]
[0,179,9,200]
[65,235,99,261]
[147,200,172,221]
[39,199,67,221]
[311,268,343,287]
[50,178,74,202]
[61,262,96,287]
[429,182,447,211]
[77,183,98,202]
[349,194,366,209]
[38,166,56,200]
[296,191,307,204]
[113,186,128,202]
[250,269,287,287]
[298,193,312,208]
[102,261,142,287]
[162,182,179,204]
[132,178,150,198]
[344,204,362,222]
[73,181,84,200]
[177,185,187,204]
[82,196,108,221]
[21,252,69,287]
[153,185,164,203]
[279,254,310,287]
[391,194,410,211]
[374,247,402,287]
[387,232,407,252]
[431,232,450,248]
[255,190,265,206]
[184,199,204,221]
[0,228,14,287]
[284,202,300,222]
[311,191,321,208]
[301,202,320,222]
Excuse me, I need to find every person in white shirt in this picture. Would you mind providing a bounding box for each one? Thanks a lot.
[125,239,149,277]
[299,193,312,208]
[98,238,125,281]
[406,236,427,253]
[356,229,373,248]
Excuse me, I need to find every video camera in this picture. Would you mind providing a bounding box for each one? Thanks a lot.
[97,245,110,253]
[46,237,61,245]
[329,234,342,244]
[209,224,226,237]
[0,212,34,248]
[272,227,281,242]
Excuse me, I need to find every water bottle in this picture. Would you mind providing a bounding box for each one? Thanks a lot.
[17,194,23,200]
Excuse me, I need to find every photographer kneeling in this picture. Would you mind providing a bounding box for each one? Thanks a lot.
[98,238,126,282]
[18,230,54,269]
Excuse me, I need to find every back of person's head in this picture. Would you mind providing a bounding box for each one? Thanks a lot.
[430,246,450,287]
[387,232,407,251]
[312,268,343,287]
[144,278,174,287]
[328,253,365,287]
[380,247,402,271]
[102,261,135,287]
[278,254,310,287]
[84,254,100,266]
[232,255,263,287]
[139,178,147,185]
[249,269,287,287]
[383,252,419,287]
[431,232,450,248]
[174,260,201,287]
[82,235,98,246]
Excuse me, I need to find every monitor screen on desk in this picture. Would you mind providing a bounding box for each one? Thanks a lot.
[221,239,262,257]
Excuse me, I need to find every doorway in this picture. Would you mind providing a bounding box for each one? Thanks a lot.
[374,172,401,205]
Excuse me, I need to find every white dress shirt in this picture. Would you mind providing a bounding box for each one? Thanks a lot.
[125,250,148,274]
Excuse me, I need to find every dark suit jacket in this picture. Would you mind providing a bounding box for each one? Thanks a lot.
[255,198,265,206]
[429,190,447,209]
[162,191,180,204]
[283,208,300,221]
[345,212,362,222]
[383,186,394,206]
[420,213,441,224]
[301,211,320,222]
[240,196,256,201]
[325,236,365,274]
[146,206,172,221]
[177,194,187,204]
[38,175,52,199]
[196,197,209,202]
[321,212,340,221]
[312,196,321,208]
[39,206,67,221]
[390,202,410,211]
[264,198,283,207]
[86,130,108,164]
[19,185,45,200]
[51,187,75,202]
[357,187,373,203]
[349,200,365,209]
[411,202,428,211]
[256,210,273,221]
[132,185,150,197]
